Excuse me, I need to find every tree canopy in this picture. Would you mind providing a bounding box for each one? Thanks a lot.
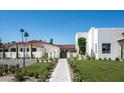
[78,37,86,55]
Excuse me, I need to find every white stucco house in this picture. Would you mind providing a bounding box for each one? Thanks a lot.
[0,40,60,59]
[0,40,76,59]
[75,27,124,60]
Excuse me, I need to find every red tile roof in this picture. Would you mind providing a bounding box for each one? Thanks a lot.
[118,38,124,42]
[56,45,75,49]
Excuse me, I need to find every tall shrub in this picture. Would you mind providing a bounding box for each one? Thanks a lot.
[78,37,86,55]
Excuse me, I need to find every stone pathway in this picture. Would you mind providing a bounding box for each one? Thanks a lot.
[49,59,71,82]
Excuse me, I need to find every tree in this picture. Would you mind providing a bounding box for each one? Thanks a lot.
[24,32,29,59]
[49,38,53,44]
[78,37,86,55]
[20,28,25,67]
[20,29,24,42]
[24,32,29,42]
[31,43,33,59]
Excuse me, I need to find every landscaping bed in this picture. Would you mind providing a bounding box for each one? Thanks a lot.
[0,59,58,82]
[70,59,124,82]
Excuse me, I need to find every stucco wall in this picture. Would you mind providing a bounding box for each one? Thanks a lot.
[43,44,60,58]
[97,28,124,60]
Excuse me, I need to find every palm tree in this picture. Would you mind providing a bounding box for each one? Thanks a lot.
[24,32,29,42]
[20,29,24,42]
[20,29,25,67]
[24,32,29,59]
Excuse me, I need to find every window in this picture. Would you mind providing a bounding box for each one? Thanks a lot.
[20,48,23,52]
[5,49,8,52]
[11,48,16,52]
[32,48,36,52]
[27,48,29,52]
[0,49,2,52]
[102,43,111,54]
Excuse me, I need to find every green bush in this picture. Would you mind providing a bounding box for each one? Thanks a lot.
[115,57,120,61]
[87,55,91,60]
[108,58,111,61]
[9,65,16,74]
[34,72,39,78]
[28,72,34,77]
[16,64,20,69]
[99,58,102,60]
[73,72,83,82]
[4,64,8,74]
[104,58,107,61]
[49,57,53,62]
[14,72,25,82]
[0,69,4,76]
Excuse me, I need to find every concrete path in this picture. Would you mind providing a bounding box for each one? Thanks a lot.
[49,59,71,82]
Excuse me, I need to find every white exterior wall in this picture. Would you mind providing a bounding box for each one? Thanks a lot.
[0,44,44,59]
[75,27,124,60]
[97,28,124,60]
[43,44,60,58]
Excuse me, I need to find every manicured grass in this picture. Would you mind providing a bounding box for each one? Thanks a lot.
[21,62,51,74]
[71,60,124,82]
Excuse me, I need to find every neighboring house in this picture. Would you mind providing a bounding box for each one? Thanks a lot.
[57,45,76,58]
[75,27,124,60]
[0,40,76,59]
[0,40,60,59]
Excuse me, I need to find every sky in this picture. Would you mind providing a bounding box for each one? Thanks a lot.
[1,10,124,44]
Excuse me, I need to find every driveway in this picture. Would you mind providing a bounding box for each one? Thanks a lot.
[49,59,71,82]
[0,59,37,68]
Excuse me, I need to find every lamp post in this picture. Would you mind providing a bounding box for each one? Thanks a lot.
[20,29,25,67]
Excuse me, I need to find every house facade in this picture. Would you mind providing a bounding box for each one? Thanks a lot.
[75,27,124,60]
[0,40,76,59]
[0,40,60,59]
[57,45,76,58]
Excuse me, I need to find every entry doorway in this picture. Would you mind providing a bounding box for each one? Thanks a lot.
[60,50,67,58]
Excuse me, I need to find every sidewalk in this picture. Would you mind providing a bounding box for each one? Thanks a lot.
[49,59,71,82]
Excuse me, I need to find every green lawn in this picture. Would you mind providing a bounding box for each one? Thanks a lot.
[21,62,51,75]
[71,60,124,82]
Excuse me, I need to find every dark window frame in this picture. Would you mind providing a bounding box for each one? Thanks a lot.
[102,43,111,54]
[32,48,36,52]
[11,48,16,52]
[27,48,29,52]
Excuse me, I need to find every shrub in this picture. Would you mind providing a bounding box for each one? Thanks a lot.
[28,72,34,77]
[49,57,53,62]
[41,59,44,63]
[34,72,39,78]
[37,59,39,63]
[115,57,120,61]
[99,58,102,60]
[0,69,4,76]
[16,64,19,69]
[73,72,83,82]
[9,65,16,74]
[14,72,25,82]
[108,58,111,61]
[87,55,91,60]
[4,64,8,74]
[104,58,107,61]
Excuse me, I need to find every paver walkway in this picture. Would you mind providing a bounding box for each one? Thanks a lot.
[49,59,71,82]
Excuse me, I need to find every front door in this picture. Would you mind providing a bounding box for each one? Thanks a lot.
[60,50,67,58]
